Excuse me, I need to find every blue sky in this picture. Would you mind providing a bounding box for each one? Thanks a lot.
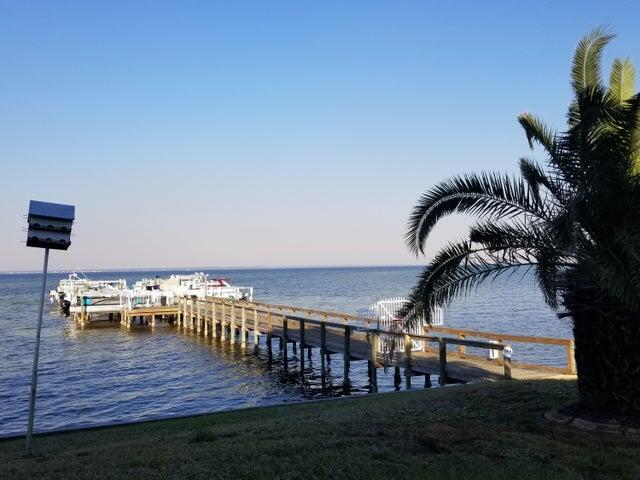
[2,1,639,271]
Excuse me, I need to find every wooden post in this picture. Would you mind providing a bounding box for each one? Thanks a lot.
[282,316,289,371]
[230,303,237,344]
[404,334,412,389]
[343,325,351,389]
[425,373,432,388]
[503,355,512,379]
[189,298,195,331]
[320,323,327,391]
[253,308,259,348]
[196,300,202,334]
[267,312,273,363]
[212,301,218,339]
[394,366,401,390]
[203,303,209,338]
[439,338,447,386]
[182,298,188,329]
[567,340,576,374]
[369,332,378,392]
[457,333,466,354]
[299,319,305,379]
[221,303,227,341]
[502,344,513,379]
[241,306,247,349]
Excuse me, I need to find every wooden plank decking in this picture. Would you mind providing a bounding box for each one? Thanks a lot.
[117,297,576,387]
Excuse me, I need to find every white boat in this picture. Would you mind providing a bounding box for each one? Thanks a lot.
[50,272,127,316]
[157,273,253,301]
[63,272,254,322]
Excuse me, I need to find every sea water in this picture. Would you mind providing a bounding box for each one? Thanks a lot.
[0,266,572,436]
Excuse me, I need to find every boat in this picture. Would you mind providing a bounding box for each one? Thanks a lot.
[131,273,253,305]
[50,272,127,317]
[54,272,254,324]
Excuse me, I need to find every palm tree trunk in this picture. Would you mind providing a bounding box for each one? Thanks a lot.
[568,291,640,416]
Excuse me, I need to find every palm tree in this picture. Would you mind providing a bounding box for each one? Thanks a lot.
[403,28,640,416]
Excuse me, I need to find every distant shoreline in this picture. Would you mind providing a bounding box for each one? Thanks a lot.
[0,264,422,275]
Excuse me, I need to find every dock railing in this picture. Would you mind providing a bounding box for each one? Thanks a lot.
[424,325,576,375]
[200,297,576,382]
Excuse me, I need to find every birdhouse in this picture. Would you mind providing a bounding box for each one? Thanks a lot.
[26,200,75,250]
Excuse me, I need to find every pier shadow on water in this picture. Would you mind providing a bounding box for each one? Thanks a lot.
[169,323,438,400]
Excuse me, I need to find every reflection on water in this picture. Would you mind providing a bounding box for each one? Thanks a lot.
[0,266,571,436]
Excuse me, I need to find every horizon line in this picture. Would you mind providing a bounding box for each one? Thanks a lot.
[0,263,423,275]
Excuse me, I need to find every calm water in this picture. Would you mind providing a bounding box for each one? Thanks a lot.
[0,266,572,437]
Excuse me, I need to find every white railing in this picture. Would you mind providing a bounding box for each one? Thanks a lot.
[366,297,444,352]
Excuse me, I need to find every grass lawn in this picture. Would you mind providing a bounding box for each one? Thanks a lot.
[1,380,639,479]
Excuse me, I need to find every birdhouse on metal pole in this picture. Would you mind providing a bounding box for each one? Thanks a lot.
[24,200,75,457]
[26,200,75,250]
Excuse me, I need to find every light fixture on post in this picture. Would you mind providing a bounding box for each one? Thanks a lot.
[24,200,75,457]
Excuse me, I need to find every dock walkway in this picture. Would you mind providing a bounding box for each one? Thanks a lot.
[110,297,576,389]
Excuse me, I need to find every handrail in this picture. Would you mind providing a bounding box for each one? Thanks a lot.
[205,297,508,351]
[198,297,575,376]
[209,297,373,324]
[424,325,571,346]
[424,326,575,374]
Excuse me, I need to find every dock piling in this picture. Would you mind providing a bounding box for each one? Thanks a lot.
[212,302,218,339]
[196,301,202,334]
[438,339,447,386]
[404,334,412,389]
[230,304,237,345]
[266,312,273,363]
[241,307,247,349]
[221,304,227,341]
[282,316,289,371]
[369,332,378,392]
[253,308,259,349]
[394,366,401,390]
[299,319,305,379]
[320,323,327,390]
[343,325,351,390]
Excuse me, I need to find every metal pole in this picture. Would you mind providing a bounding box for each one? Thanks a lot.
[25,247,49,456]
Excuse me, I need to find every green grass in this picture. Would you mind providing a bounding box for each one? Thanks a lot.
[2,380,639,479]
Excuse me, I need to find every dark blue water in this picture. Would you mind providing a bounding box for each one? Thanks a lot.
[0,266,572,436]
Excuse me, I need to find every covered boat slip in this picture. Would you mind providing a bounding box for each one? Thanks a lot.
[62,272,253,323]
[104,297,577,387]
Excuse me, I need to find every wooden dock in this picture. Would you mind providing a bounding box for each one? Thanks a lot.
[106,297,576,389]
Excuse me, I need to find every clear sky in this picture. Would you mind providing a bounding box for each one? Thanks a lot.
[2,1,639,271]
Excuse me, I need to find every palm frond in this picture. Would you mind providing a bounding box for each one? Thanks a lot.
[468,219,542,250]
[571,27,615,94]
[519,156,562,202]
[402,246,538,330]
[405,172,546,255]
[608,58,635,104]
[518,113,557,153]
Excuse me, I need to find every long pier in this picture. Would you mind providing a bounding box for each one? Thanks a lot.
[78,297,576,389]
